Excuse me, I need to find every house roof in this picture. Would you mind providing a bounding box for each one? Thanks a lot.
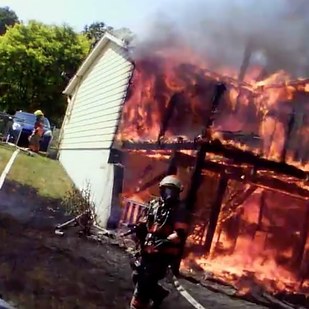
[63,32,127,96]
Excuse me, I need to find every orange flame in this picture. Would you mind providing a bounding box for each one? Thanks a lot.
[182,188,309,295]
[117,46,309,170]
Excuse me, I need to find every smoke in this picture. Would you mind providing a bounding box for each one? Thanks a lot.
[133,0,309,77]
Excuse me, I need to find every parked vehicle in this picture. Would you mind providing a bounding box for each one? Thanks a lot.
[0,112,13,141]
[7,111,53,152]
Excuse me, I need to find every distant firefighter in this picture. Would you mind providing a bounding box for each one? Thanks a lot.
[28,110,45,153]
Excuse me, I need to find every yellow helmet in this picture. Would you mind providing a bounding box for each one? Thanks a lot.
[34,110,44,117]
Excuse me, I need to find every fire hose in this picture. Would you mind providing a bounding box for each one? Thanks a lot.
[54,210,92,236]
[120,225,206,309]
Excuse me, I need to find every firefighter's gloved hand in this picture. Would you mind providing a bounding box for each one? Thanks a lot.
[154,238,171,248]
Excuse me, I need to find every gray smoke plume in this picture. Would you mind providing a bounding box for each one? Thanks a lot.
[133,0,309,78]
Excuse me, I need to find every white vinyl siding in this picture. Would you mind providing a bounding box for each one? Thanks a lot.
[60,42,133,149]
[59,149,114,227]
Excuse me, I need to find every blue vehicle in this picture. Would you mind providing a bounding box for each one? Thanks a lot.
[7,111,53,152]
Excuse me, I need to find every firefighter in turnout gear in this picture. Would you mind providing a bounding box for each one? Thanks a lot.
[129,175,189,309]
[29,110,45,153]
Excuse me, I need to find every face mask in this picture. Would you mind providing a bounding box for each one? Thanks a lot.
[160,187,179,203]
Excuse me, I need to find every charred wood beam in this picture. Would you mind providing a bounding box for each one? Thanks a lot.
[238,42,254,82]
[121,138,309,181]
[294,203,309,270]
[138,165,154,182]
[200,160,309,199]
[262,293,296,309]
[219,184,257,228]
[205,83,227,130]
[219,131,261,148]
[152,150,309,199]
[185,83,227,213]
[107,164,125,229]
[281,111,295,163]
[250,175,309,200]
[157,92,183,143]
[108,148,123,164]
[202,68,253,91]
[258,191,266,229]
[260,78,309,90]
[166,150,179,175]
[233,185,257,208]
[252,191,266,240]
[204,174,229,254]
[218,185,257,251]
[176,84,226,274]
[120,149,309,199]
[206,139,308,180]
[121,140,197,151]
[224,184,255,209]
[184,143,207,213]
[186,66,309,94]
[293,113,305,163]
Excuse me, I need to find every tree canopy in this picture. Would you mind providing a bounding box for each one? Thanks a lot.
[0,6,18,35]
[84,22,135,47]
[0,13,134,126]
[83,21,113,47]
[0,21,90,125]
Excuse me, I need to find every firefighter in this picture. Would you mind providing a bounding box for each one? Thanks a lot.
[29,110,44,153]
[130,175,189,309]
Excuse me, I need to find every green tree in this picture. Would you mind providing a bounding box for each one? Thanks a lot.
[0,21,90,125]
[0,6,18,35]
[83,21,113,47]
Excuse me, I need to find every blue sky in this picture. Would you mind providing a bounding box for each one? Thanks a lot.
[0,0,182,32]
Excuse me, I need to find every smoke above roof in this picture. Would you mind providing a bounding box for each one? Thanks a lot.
[133,0,309,77]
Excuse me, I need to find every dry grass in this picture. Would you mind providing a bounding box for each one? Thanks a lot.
[6,149,72,200]
[61,182,96,218]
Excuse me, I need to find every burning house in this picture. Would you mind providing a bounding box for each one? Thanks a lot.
[59,15,309,303]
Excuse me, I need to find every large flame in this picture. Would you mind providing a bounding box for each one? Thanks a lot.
[183,185,309,295]
[117,46,309,170]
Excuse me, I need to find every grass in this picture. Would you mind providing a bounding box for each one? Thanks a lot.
[0,144,15,174]
[6,149,72,200]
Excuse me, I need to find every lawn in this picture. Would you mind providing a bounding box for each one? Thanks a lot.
[0,143,15,174]
[6,148,72,200]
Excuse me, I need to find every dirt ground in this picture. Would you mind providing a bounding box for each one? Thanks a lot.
[0,180,269,309]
